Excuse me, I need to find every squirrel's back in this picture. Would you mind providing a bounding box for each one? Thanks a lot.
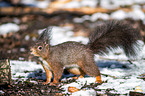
[50,41,93,65]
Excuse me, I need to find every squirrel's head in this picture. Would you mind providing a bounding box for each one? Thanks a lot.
[30,42,50,59]
[30,27,52,59]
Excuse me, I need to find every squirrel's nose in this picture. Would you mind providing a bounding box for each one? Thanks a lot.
[30,48,39,56]
[30,48,33,52]
[30,48,35,54]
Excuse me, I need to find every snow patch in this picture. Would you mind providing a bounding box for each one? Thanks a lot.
[0,23,19,35]
[111,10,127,20]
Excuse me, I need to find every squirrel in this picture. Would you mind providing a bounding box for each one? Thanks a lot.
[30,21,142,85]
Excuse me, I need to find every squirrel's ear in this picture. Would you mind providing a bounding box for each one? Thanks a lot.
[45,44,49,50]
[38,27,52,44]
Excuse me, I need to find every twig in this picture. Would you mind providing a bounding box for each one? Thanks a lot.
[127,60,133,64]
[0,6,145,16]
[101,73,117,79]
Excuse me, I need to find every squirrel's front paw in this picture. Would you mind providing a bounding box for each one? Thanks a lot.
[49,82,59,86]
[42,81,50,85]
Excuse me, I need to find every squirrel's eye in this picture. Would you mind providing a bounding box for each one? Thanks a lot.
[38,46,42,51]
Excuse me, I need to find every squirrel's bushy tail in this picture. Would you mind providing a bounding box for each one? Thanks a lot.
[87,21,142,57]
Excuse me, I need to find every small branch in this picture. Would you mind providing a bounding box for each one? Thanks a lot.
[127,60,133,64]
[0,59,11,85]
[0,6,145,16]
[101,73,117,79]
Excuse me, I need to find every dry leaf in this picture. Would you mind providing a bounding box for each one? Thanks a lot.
[68,86,80,93]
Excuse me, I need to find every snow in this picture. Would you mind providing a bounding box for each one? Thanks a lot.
[80,0,98,8]
[90,13,110,21]
[0,23,19,35]
[0,90,5,94]
[98,60,145,94]
[128,5,145,20]
[100,0,120,9]
[20,48,26,52]
[134,0,145,4]
[110,10,127,20]
[10,60,44,79]
[100,0,145,9]
[20,0,50,8]
[64,1,80,8]
[72,89,96,96]
[73,7,145,22]
[35,1,50,8]
[25,35,30,41]
[73,17,85,23]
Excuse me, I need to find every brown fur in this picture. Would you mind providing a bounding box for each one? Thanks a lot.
[31,21,142,84]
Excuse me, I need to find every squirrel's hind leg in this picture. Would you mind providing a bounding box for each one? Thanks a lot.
[51,63,64,84]
[78,59,102,83]
[78,71,85,78]
[66,65,86,79]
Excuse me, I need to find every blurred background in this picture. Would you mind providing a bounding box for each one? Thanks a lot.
[0,0,145,60]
